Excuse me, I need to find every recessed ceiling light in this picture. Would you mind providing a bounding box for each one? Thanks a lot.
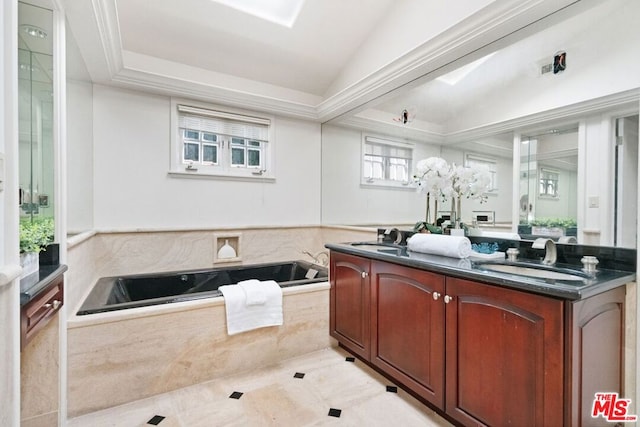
[210,0,306,28]
[21,24,47,39]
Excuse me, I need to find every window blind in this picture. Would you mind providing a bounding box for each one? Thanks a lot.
[178,105,270,141]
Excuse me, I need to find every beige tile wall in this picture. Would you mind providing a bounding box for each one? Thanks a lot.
[65,226,376,417]
[67,283,332,417]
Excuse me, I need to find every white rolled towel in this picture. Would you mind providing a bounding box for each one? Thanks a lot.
[407,234,472,258]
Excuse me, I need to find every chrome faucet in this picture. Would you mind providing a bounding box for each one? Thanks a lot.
[532,238,557,265]
[302,250,329,266]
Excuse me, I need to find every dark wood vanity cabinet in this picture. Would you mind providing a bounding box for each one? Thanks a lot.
[370,261,446,408]
[329,252,626,426]
[329,252,371,360]
[21,274,64,350]
[445,277,564,426]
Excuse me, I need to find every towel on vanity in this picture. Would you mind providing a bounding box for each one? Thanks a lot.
[219,280,283,335]
[407,234,472,258]
[238,279,266,305]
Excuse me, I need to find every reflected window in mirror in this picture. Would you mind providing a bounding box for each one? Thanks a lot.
[362,135,413,188]
[539,168,559,198]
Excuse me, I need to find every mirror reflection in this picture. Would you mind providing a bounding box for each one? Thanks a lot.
[518,127,578,238]
[18,1,54,222]
[321,0,639,247]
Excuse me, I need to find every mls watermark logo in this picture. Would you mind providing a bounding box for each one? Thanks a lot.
[592,393,637,423]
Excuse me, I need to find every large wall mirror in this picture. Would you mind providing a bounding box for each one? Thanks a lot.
[321,0,639,247]
[18,1,54,223]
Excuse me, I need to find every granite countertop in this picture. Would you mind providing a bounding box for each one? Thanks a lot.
[325,242,635,301]
[20,264,68,305]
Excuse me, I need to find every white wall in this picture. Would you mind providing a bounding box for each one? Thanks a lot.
[445,0,640,133]
[320,124,514,225]
[92,85,321,230]
[66,79,93,233]
[321,125,437,225]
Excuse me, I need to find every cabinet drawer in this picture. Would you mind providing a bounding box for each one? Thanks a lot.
[21,275,64,350]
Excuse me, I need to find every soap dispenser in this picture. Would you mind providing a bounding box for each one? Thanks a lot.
[217,239,237,259]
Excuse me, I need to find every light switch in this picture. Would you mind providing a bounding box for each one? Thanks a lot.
[588,196,599,208]
[0,153,4,192]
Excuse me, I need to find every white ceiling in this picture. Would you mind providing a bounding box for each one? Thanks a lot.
[59,0,580,120]
[116,0,395,97]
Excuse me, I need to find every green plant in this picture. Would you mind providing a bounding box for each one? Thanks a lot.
[20,217,54,253]
[529,218,577,228]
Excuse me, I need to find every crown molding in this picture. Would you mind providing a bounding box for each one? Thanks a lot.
[112,65,320,120]
[337,115,446,145]
[89,0,583,122]
[317,0,581,122]
[91,0,122,76]
[336,89,640,144]
[443,89,640,142]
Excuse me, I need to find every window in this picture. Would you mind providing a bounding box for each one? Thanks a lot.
[539,168,559,197]
[170,100,274,180]
[465,154,498,193]
[362,135,413,188]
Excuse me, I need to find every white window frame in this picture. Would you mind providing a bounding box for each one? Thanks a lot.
[361,135,413,189]
[169,99,275,181]
[539,167,560,198]
[465,153,499,194]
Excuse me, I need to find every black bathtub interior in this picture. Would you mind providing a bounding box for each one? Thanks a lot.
[77,260,328,315]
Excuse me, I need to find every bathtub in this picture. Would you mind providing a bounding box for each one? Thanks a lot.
[67,260,333,417]
[76,260,327,315]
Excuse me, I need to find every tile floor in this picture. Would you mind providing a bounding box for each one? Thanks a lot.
[67,347,453,426]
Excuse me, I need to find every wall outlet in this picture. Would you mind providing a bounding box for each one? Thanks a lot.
[588,196,599,208]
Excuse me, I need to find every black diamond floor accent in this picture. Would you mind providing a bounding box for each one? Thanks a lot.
[294,372,305,379]
[229,391,244,399]
[386,385,398,393]
[147,415,165,425]
[345,356,355,362]
[328,408,342,418]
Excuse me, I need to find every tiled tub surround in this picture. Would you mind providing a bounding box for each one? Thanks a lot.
[66,226,376,315]
[67,281,332,417]
[65,226,376,418]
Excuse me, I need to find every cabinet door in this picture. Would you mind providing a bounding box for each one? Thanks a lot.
[371,261,446,408]
[445,277,564,427]
[330,252,371,360]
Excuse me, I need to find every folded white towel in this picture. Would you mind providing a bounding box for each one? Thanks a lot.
[238,279,266,306]
[407,234,472,258]
[219,280,283,335]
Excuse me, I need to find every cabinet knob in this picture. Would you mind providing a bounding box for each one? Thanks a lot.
[444,295,454,304]
[432,292,441,301]
[361,271,368,279]
[45,300,61,310]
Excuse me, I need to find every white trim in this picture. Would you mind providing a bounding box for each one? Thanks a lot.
[0,265,21,289]
[1,0,20,425]
[170,98,276,180]
[91,0,122,76]
[177,104,271,126]
[86,0,580,121]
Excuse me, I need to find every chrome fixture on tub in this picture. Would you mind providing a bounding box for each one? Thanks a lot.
[532,238,557,265]
[303,250,329,266]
